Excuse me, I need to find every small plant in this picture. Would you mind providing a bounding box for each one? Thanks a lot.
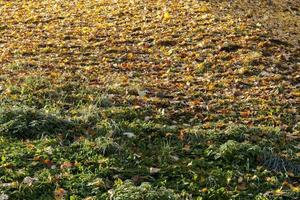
[213,140,261,163]
[95,136,121,155]
[159,140,176,163]
[109,180,179,200]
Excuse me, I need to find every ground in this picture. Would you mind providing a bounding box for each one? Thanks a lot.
[0,0,299,199]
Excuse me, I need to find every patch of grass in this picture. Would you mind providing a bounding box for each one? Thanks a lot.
[109,180,179,200]
[0,120,299,199]
[0,107,78,140]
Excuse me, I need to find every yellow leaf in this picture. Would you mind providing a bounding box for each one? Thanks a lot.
[25,143,35,149]
[207,83,215,91]
[202,123,211,129]
[127,53,134,60]
[238,67,249,75]
[291,89,300,97]
[198,5,209,13]
[163,12,171,21]
[274,188,284,196]
[289,185,300,192]
[87,178,105,188]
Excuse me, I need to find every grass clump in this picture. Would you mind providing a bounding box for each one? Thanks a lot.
[109,180,179,200]
[213,140,261,162]
[0,107,77,139]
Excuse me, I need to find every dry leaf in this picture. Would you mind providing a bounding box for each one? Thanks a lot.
[60,162,73,169]
[163,12,171,21]
[123,132,136,138]
[54,188,67,200]
[150,167,161,174]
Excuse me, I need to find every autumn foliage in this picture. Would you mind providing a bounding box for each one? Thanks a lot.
[0,0,299,199]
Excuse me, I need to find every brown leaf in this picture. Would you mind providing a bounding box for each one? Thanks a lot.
[41,159,54,168]
[240,111,251,118]
[237,182,247,191]
[60,162,73,169]
[54,188,67,200]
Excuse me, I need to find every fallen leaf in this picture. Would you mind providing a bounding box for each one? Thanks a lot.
[274,188,285,196]
[54,188,67,200]
[240,111,251,118]
[137,89,146,97]
[122,132,136,138]
[22,177,38,186]
[237,182,247,191]
[150,167,161,174]
[42,159,54,167]
[163,11,171,21]
[60,162,73,169]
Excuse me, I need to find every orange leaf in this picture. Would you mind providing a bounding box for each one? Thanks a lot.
[54,188,67,199]
[42,159,53,167]
[60,162,73,169]
[240,111,251,118]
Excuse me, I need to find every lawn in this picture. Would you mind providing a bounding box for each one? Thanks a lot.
[0,0,299,199]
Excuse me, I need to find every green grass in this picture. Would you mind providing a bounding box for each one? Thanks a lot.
[0,107,299,199]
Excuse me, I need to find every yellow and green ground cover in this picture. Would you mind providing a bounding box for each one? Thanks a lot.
[0,0,299,199]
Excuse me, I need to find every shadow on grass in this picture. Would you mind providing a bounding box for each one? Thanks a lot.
[0,108,80,140]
